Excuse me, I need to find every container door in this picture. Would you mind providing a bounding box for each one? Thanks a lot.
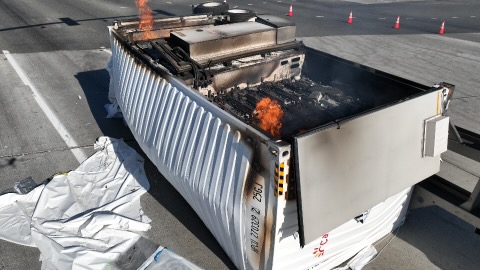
[294,90,446,246]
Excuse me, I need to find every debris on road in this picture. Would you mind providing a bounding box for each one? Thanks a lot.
[13,176,37,194]
[138,246,202,270]
[0,137,151,269]
[104,102,123,118]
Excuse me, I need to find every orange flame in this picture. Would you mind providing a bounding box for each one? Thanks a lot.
[136,0,155,39]
[255,98,284,137]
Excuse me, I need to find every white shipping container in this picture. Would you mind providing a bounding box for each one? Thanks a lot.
[108,20,450,269]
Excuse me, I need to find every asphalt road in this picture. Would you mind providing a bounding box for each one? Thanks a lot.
[1,0,480,54]
[0,0,479,269]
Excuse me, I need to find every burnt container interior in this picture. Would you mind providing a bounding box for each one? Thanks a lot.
[216,46,431,141]
[302,47,428,107]
[114,17,432,143]
[284,47,430,139]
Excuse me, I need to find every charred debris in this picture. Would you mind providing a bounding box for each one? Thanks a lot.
[112,14,370,141]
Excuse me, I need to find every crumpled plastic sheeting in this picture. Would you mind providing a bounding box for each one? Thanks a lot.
[0,137,151,270]
[138,247,202,270]
[334,245,378,270]
[104,101,123,118]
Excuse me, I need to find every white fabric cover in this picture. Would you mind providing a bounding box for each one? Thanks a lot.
[138,246,202,270]
[0,137,151,269]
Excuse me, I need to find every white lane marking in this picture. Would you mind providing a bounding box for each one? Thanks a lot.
[119,7,127,9]
[451,17,458,19]
[248,3,252,5]
[166,1,172,4]
[103,49,112,55]
[316,15,324,18]
[406,18,413,20]
[378,17,386,20]
[471,16,476,18]
[431,18,437,19]
[2,50,88,163]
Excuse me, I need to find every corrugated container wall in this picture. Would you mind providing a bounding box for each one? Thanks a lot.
[108,29,283,270]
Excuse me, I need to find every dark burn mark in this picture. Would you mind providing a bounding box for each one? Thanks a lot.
[59,17,80,26]
[0,157,17,169]
[244,138,264,197]
[244,164,257,196]
[153,9,176,17]
[8,158,16,165]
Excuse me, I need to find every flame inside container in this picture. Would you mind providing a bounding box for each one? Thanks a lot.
[136,0,155,39]
[255,98,284,138]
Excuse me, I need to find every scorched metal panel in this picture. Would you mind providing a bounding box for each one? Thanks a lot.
[294,90,445,245]
[109,30,273,270]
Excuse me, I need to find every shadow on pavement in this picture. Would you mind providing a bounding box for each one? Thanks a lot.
[75,69,235,269]
[396,206,480,269]
[74,69,133,140]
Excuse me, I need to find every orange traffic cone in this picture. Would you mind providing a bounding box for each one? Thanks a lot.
[348,11,353,24]
[394,16,400,29]
[439,20,445,35]
[288,4,293,17]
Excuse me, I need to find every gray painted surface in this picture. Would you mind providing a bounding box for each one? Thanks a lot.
[296,91,443,244]
[365,206,480,270]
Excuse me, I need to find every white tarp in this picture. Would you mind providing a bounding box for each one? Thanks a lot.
[0,137,152,269]
[138,246,202,270]
[334,245,378,270]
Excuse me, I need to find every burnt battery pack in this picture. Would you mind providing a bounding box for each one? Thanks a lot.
[170,22,277,62]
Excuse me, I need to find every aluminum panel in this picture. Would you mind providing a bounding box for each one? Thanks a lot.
[109,32,273,269]
[112,35,244,266]
[294,91,443,245]
[424,115,449,157]
[170,22,276,61]
[255,15,296,44]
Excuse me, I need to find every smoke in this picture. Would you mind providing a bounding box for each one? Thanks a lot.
[254,97,284,138]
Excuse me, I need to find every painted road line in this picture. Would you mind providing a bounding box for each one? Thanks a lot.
[406,18,413,20]
[2,50,88,164]
[316,16,324,18]
[378,17,386,20]
[471,16,476,18]
[452,17,458,19]
[431,18,437,19]
[248,3,252,5]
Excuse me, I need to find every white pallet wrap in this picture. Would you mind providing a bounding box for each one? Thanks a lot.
[0,137,153,269]
[272,187,412,270]
[108,29,414,270]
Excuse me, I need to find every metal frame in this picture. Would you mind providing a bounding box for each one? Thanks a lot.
[410,124,480,232]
